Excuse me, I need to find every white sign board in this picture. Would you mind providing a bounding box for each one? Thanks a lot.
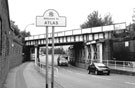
[36,9,66,27]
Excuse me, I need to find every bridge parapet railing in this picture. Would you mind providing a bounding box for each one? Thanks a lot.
[57,31,64,36]
[73,29,82,35]
[25,22,126,41]
[64,30,73,36]
[82,28,91,33]
[38,34,45,39]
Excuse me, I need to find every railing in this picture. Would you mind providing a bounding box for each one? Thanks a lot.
[102,60,135,71]
[35,61,58,77]
[25,22,126,41]
[85,59,135,72]
[76,59,135,72]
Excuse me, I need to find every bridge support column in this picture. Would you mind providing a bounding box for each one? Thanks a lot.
[37,47,40,62]
[34,45,39,66]
[90,44,94,63]
[35,46,37,66]
[84,45,88,61]
[84,45,88,68]
[88,42,103,63]
[97,43,103,63]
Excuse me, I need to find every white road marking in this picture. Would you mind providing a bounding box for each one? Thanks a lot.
[91,75,111,80]
[76,72,86,76]
[61,68,66,71]
[67,70,72,73]
[54,67,59,73]
[125,82,135,85]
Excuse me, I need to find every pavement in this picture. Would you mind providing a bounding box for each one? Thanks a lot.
[4,62,62,88]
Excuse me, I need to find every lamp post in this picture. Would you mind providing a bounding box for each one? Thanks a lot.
[24,23,34,32]
[24,23,34,40]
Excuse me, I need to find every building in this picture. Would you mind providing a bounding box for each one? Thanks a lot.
[0,0,23,88]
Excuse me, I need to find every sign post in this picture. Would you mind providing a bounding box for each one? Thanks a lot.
[45,26,49,88]
[51,26,54,88]
[36,9,66,88]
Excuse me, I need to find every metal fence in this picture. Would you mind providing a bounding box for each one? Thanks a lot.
[75,59,135,71]
[35,61,58,76]
[102,60,135,71]
[84,59,135,72]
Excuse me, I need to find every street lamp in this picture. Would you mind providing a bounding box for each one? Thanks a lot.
[24,23,35,32]
[23,23,34,41]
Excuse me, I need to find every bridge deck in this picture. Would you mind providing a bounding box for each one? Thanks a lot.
[25,23,126,46]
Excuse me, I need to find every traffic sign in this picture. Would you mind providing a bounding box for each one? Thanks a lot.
[36,9,66,88]
[36,9,66,27]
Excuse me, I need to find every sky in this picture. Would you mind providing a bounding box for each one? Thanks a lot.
[8,0,135,35]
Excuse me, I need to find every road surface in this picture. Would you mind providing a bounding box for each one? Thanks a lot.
[54,65,135,88]
[39,54,135,88]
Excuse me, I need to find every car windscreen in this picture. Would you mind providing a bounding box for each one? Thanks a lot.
[97,66,107,68]
[94,63,107,68]
[60,58,67,61]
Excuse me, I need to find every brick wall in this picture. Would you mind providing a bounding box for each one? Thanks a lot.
[113,40,135,61]
[0,0,23,88]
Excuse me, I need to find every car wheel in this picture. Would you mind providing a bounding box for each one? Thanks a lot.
[107,72,110,75]
[88,70,91,74]
[95,70,98,75]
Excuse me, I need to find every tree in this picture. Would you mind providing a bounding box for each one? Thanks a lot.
[10,20,31,38]
[20,30,31,38]
[103,13,113,25]
[128,23,135,31]
[10,20,20,36]
[80,11,113,29]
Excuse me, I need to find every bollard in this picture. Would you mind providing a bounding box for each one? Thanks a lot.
[123,61,125,70]
[115,61,116,69]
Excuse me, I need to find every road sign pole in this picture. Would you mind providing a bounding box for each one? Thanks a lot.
[46,26,49,88]
[51,26,55,88]
[36,9,66,88]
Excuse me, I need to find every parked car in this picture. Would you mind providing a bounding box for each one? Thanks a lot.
[57,55,68,66]
[87,62,110,75]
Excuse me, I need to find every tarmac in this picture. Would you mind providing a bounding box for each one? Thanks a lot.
[4,62,64,88]
[3,61,135,88]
